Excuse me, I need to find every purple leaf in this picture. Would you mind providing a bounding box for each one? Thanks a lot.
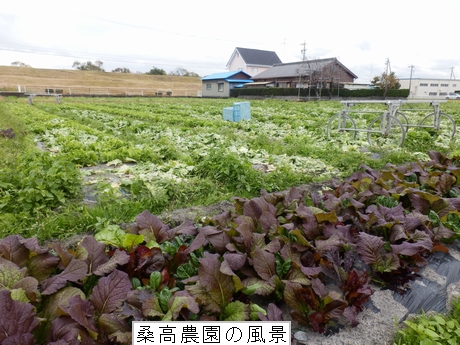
[21,237,48,255]
[49,316,84,343]
[60,295,97,334]
[79,236,108,274]
[2,333,36,345]
[172,219,197,237]
[356,233,385,265]
[207,231,231,254]
[185,232,208,254]
[41,259,88,295]
[93,249,130,276]
[0,290,40,342]
[197,253,234,307]
[28,252,61,282]
[432,223,455,241]
[315,235,343,255]
[311,278,327,298]
[223,252,247,271]
[136,210,169,243]
[258,303,284,321]
[243,196,277,222]
[343,306,359,327]
[0,235,29,267]
[89,269,132,314]
[52,243,74,268]
[252,247,276,280]
[98,313,131,343]
[234,216,255,252]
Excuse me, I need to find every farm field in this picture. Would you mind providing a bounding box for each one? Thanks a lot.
[1,96,459,241]
[1,96,460,343]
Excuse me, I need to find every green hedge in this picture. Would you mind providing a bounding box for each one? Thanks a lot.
[230,88,410,98]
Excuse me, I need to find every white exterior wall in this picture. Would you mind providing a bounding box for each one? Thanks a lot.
[227,52,271,76]
[400,78,460,99]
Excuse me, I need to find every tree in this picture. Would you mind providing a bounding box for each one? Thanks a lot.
[72,60,105,72]
[112,67,131,73]
[371,71,401,97]
[169,67,199,77]
[146,66,166,75]
[11,61,31,67]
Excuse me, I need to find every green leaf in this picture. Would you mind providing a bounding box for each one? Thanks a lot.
[424,328,440,339]
[176,263,197,280]
[159,288,172,313]
[249,303,266,321]
[149,271,162,290]
[221,300,250,321]
[122,234,144,250]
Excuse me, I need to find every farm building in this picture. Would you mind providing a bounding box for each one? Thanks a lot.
[201,71,253,98]
[251,58,358,89]
[399,78,460,99]
[226,47,282,76]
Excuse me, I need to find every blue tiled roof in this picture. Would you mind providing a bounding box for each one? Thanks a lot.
[202,71,251,81]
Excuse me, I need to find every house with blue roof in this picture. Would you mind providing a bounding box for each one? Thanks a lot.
[201,71,253,98]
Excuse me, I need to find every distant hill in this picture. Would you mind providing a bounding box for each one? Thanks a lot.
[0,66,202,97]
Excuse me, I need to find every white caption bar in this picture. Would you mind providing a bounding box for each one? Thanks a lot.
[132,321,291,345]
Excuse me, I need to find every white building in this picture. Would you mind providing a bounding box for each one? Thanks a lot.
[399,78,460,99]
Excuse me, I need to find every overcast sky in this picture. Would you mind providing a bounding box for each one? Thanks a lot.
[1,0,459,83]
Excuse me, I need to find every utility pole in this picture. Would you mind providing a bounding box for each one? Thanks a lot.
[298,41,307,98]
[408,65,414,98]
[300,41,307,61]
[450,67,456,80]
[385,58,391,75]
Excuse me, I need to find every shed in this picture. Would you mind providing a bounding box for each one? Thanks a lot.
[201,71,253,98]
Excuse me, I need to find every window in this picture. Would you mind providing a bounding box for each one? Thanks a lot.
[218,83,224,92]
[206,84,211,90]
[420,83,428,86]
[429,92,438,96]
[441,84,449,87]
[439,92,447,96]
[251,67,258,74]
[430,83,438,87]
[453,84,457,87]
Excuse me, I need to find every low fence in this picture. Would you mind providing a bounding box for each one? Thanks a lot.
[11,86,201,98]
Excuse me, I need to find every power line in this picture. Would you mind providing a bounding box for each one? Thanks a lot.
[0,45,227,71]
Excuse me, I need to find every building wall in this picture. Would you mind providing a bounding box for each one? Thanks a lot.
[202,80,230,98]
[228,53,271,76]
[400,78,460,98]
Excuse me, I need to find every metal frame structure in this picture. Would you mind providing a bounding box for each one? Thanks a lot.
[327,100,456,147]
[26,93,62,105]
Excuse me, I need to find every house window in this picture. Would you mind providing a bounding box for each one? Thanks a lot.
[430,83,438,87]
[206,84,212,90]
[441,84,449,87]
[429,92,438,96]
[251,67,258,74]
[420,83,428,86]
[218,83,224,92]
[453,84,457,87]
